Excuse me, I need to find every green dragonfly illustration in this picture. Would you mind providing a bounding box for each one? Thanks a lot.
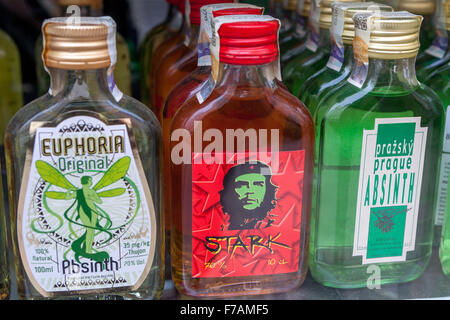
[35,156,132,263]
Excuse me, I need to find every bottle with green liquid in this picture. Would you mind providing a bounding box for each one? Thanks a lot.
[416,0,449,82]
[280,0,310,65]
[310,11,444,288]
[279,0,298,43]
[299,2,393,115]
[35,0,132,97]
[283,0,360,97]
[432,62,450,274]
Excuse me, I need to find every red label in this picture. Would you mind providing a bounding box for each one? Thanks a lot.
[191,151,305,278]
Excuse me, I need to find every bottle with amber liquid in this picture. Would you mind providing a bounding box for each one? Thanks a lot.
[162,3,264,263]
[35,0,132,97]
[6,17,163,300]
[153,0,234,121]
[139,0,184,106]
[169,15,314,298]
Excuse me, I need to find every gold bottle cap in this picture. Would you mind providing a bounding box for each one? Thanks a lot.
[57,0,103,9]
[353,11,423,59]
[336,2,394,45]
[397,0,435,15]
[283,0,298,10]
[42,16,116,70]
[298,0,312,16]
[319,0,364,29]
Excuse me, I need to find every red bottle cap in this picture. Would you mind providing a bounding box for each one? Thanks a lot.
[218,19,280,65]
[189,0,234,25]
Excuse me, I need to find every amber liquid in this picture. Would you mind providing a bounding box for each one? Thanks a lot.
[153,46,197,121]
[148,33,186,111]
[169,74,315,298]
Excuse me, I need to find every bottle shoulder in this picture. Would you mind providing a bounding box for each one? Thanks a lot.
[318,82,444,125]
[7,94,161,143]
[171,83,314,134]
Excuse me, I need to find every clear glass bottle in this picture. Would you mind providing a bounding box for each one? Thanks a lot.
[300,2,393,115]
[415,0,449,82]
[139,0,183,106]
[283,0,360,97]
[153,0,233,121]
[6,17,163,300]
[35,0,132,97]
[310,12,444,288]
[280,0,311,65]
[169,15,314,298]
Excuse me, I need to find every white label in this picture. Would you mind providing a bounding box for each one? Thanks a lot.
[18,115,156,296]
[353,117,427,264]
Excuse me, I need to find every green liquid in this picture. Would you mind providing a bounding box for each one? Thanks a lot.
[426,64,450,274]
[310,79,444,288]
[282,41,330,97]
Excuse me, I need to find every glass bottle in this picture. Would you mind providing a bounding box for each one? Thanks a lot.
[0,174,8,300]
[35,0,132,97]
[300,2,393,115]
[415,0,449,82]
[426,63,450,251]
[280,0,309,54]
[0,29,23,179]
[398,0,437,51]
[148,1,187,111]
[162,4,264,265]
[283,0,360,97]
[310,12,444,288]
[280,0,311,65]
[139,0,183,106]
[279,0,298,43]
[240,0,270,10]
[153,0,233,121]
[169,15,314,298]
[6,17,163,300]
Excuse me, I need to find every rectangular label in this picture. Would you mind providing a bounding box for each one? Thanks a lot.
[191,151,304,278]
[353,118,427,264]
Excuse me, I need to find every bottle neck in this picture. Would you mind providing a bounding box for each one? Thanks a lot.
[187,24,200,49]
[342,44,355,71]
[47,67,114,101]
[365,57,418,91]
[167,4,184,31]
[318,27,331,48]
[215,62,278,93]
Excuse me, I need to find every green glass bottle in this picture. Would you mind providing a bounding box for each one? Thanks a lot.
[0,28,23,147]
[280,0,310,65]
[240,0,270,10]
[310,12,444,288]
[416,0,449,82]
[299,2,393,115]
[0,172,8,300]
[426,63,450,254]
[283,0,359,97]
[139,0,183,106]
[279,0,299,44]
[280,0,309,54]
[35,0,132,97]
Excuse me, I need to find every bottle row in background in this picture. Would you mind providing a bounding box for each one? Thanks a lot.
[0,0,450,300]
